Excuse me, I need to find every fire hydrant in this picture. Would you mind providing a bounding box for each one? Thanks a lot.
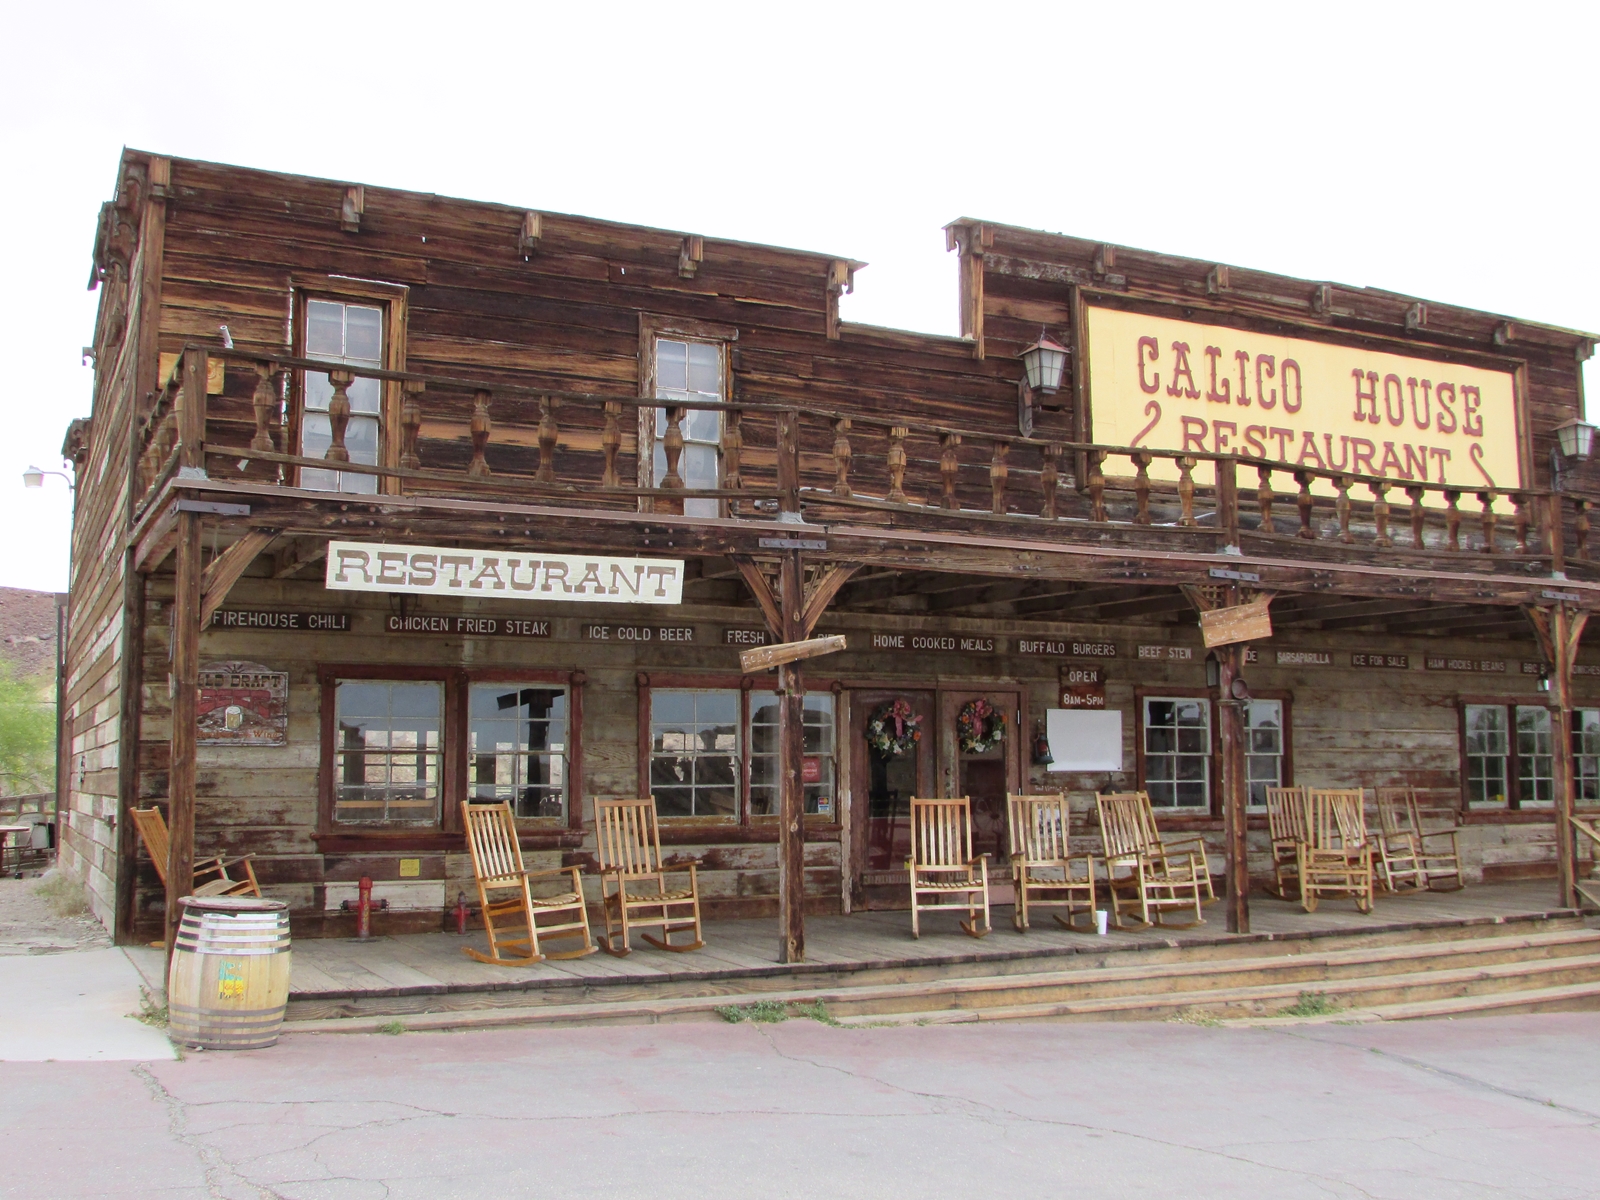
[340,876,388,938]
[454,891,469,935]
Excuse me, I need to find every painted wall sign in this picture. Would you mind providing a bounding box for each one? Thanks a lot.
[1016,639,1118,658]
[1352,653,1411,669]
[1084,305,1521,502]
[1276,650,1333,667]
[1138,644,1195,661]
[386,615,551,638]
[325,541,684,604]
[210,609,351,632]
[584,625,695,643]
[1426,656,1507,673]
[197,661,288,747]
[724,628,773,646]
[1059,666,1106,709]
[868,632,999,654]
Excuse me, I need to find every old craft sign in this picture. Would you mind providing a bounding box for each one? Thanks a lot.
[1085,305,1521,500]
[197,661,287,747]
[325,541,684,604]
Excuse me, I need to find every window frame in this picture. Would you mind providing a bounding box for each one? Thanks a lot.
[1574,707,1600,804]
[1133,686,1292,818]
[634,672,842,835]
[288,276,409,495]
[1457,696,1557,811]
[1137,690,1216,812]
[1243,695,1292,810]
[317,665,585,841]
[637,314,737,514]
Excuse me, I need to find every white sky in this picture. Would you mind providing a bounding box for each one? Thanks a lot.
[2,1,1595,593]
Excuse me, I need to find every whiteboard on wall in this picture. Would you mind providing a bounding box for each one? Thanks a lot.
[1046,709,1123,772]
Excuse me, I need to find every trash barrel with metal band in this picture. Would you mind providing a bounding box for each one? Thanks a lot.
[167,895,292,1050]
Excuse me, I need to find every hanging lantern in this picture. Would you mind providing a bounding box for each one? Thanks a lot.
[1553,418,1596,462]
[1019,333,1069,397]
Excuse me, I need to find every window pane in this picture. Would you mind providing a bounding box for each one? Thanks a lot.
[1144,697,1209,808]
[306,300,344,357]
[345,305,383,362]
[687,341,720,393]
[656,340,688,391]
[333,681,442,826]
[650,690,741,818]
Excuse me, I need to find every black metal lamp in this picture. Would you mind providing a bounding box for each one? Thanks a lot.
[1017,331,1070,436]
[1550,417,1596,492]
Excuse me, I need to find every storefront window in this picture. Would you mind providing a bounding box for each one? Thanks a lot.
[1516,706,1554,807]
[1465,704,1509,805]
[1143,697,1210,809]
[469,685,568,819]
[333,681,442,825]
[649,690,738,818]
[1245,699,1284,808]
[1465,703,1555,808]
[750,693,836,819]
[1575,709,1600,802]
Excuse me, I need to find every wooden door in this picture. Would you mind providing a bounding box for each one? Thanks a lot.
[938,688,1022,863]
[849,688,935,910]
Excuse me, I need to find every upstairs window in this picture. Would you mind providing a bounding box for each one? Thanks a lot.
[653,338,722,518]
[301,299,383,494]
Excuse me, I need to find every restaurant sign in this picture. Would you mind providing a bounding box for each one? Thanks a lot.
[1085,305,1521,501]
[325,541,684,604]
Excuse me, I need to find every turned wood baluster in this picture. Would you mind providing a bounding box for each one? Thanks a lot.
[1444,490,1462,551]
[465,390,493,478]
[940,432,961,509]
[723,408,744,508]
[535,395,559,484]
[1370,480,1391,548]
[660,406,685,490]
[1334,475,1353,544]
[324,368,353,462]
[1512,492,1531,554]
[1406,485,1426,549]
[1477,491,1496,553]
[1040,444,1059,520]
[1133,452,1153,525]
[601,400,622,488]
[1177,455,1197,526]
[887,425,908,503]
[832,417,852,497]
[1293,470,1315,539]
[1088,450,1107,523]
[990,440,1009,514]
[1256,465,1275,534]
[1576,499,1591,562]
[400,381,423,470]
[250,364,277,453]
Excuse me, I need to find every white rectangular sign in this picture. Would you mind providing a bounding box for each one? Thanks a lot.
[1046,709,1124,773]
[324,541,685,605]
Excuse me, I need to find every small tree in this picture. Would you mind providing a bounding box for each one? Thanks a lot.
[0,661,55,795]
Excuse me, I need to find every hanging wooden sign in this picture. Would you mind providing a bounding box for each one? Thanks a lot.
[1200,598,1273,648]
[740,635,848,673]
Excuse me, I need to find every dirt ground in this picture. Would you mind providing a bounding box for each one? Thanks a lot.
[0,868,111,955]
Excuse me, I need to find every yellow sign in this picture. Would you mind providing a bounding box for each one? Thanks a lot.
[1085,306,1522,495]
[398,858,421,878]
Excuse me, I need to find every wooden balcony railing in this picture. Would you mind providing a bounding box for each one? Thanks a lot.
[136,345,1596,575]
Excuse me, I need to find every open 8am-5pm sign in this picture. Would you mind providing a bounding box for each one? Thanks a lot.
[325,541,685,604]
[1084,305,1523,502]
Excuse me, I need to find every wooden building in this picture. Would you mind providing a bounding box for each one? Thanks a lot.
[61,150,1600,961]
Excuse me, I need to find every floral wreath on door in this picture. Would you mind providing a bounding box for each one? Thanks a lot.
[956,698,1005,754]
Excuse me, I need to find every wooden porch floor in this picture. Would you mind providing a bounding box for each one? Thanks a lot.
[283,880,1580,1006]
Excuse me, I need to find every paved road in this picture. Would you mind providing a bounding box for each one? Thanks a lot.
[4,1011,1598,1199]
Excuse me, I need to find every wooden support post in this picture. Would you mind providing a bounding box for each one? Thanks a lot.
[1215,635,1250,934]
[1527,603,1589,910]
[777,411,801,518]
[166,508,201,963]
[777,550,806,964]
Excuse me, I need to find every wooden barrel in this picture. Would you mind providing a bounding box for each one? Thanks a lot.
[167,895,292,1050]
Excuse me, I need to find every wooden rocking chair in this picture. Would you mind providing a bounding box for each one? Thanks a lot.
[1132,789,1217,904]
[1007,793,1096,932]
[1096,791,1205,929]
[1264,786,1308,899]
[1369,787,1427,893]
[1377,786,1464,891]
[131,806,260,898]
[1298,788,1375,913]
[908,796,991,938]
[594,797,704,955]
[462,801,595,965]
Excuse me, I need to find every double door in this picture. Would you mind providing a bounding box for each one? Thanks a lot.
[849,686,1021,910]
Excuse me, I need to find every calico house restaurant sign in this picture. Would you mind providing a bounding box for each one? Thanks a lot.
[325,541,684,604]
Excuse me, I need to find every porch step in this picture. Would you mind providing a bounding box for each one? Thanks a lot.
[280,924,1600,1034]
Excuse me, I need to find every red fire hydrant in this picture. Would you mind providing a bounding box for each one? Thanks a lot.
[340,876,388,938]
[454,891,469,935]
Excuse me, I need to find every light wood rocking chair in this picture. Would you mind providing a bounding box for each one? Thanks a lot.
[593,797,704,955]
[1298,788,1375,913]
[1264,786,1308,899]
[1376,786,1464,891]
[131,806,260,898]
[1096,791,1205,929]
[1132,789,1218,904]
[1006,792,1096,932]
[1368,787,1427,893]
[908,796,991,938]
[462,801,595,965]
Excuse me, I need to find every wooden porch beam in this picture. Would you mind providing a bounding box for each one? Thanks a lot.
[800,563,861,636]
[1524,603,1591,909]
[730,556,783,636]
[199,530,275,625]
